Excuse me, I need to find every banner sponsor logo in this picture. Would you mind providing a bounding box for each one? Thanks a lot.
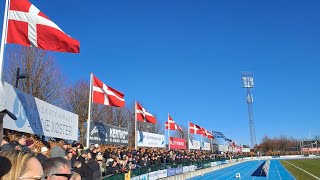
[203,142,211,150]
[183,166,190,173]
[139,173,149,180]
[89,121,128,145]
[137,131,165,148]
[167,168,176,176]
[189,165,196,172]
[3,82,78,140]
[204,163,211,168]
[158,169,167,178]
[189,139,200,150]
[169,137,186,150]
[148,171,158,180]
[196,164,204,170]
[211,162,217,167]
[175,167,183,175]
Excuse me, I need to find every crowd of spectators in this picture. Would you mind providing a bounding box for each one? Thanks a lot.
[0,134,240,180]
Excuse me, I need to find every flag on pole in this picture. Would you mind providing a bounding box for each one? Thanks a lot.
[165,115,182,132]
[92,75,125,107]
[213,131,226,139]
[203,128,214,139]
[189,122,204,135]
[136,102,156,124]
[7,0,80,53]
[165,122,182,132]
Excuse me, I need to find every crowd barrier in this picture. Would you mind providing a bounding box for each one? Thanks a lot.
[104,156,247,180]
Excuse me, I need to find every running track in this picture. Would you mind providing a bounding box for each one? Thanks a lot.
[188,160,295,180]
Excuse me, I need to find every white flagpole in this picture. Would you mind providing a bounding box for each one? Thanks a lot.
[164,121,166,149]
[201,134,203,150]
[134,101,137,150]
[86,73,93,148]
[168,113,170,150]
[0,0,9,80]
[188,121,190,151]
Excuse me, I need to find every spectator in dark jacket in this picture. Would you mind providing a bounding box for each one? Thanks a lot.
[77,150,87,164]
[104,148,111,159]
[73,161,93,180]
[87,152,101,180]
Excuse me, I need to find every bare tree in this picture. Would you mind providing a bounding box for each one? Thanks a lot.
[4,47,63,105]
[112,108,131,128]
[62,79,110,144]
[172,124,189,139]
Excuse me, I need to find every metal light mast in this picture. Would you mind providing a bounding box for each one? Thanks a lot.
[241,72,257,148]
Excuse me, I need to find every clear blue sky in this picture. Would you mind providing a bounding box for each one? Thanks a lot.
[2,0,320,145]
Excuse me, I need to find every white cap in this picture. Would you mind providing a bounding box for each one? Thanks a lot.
[41,147,48,153]
[94,144,99,148]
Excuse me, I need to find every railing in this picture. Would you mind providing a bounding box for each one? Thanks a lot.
[103,156,246,179]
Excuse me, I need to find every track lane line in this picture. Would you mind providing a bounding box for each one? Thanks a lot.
[200,161,256,180]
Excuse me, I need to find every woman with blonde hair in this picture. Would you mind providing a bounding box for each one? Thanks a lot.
[0,150,43,180]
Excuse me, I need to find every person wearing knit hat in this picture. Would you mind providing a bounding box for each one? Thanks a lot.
[50,146,66,158]
[25,139,37,153]
[41,146,49,153]
[25,139,34,147]
[37,146,49,165]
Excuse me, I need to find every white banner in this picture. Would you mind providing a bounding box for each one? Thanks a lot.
[158,169,167,179]
[218,145,229,152]
[189,165,196,172]
[137,131,165,148]
[148,171,158,180]
[3,82,78,140]
[242,148,250,153]
[203,142,211,150]
[189,139,200,150]
[131,176,139,180]
[183,166,190,173]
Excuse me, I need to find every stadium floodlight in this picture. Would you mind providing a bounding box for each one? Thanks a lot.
[242,73,254,88]
[241,72,257,148]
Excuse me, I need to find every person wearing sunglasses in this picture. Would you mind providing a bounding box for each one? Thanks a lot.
[42,157,72,180]
[0,150,44,180]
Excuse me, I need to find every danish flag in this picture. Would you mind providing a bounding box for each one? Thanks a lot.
[189,122,204,135]
[165,115,182,132]
[92,75,125,107]
[203,128,214,139]
[7,0,80,53]
[136,102,156,124]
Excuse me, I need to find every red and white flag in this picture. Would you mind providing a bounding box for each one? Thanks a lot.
[166,115,182,132]
[92,75,125,107]
[136,102,156,124]
[189,122,204,135]
[7,0,80,53]
[203,128,214,139]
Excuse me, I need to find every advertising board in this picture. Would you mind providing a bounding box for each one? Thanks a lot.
[189,139,200,150]
[137,131,165,148]
[3,82,78,140]
[169,137,186,150]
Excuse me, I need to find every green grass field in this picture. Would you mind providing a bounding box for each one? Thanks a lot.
[280,159,320,180]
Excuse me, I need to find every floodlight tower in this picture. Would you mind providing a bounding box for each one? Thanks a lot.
[241,72,257,148]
